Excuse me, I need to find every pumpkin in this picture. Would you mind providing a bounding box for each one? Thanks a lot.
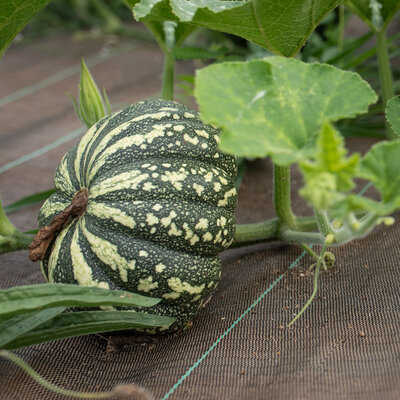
[36,99,237,332]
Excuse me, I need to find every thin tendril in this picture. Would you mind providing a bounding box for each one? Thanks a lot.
[287,253,323,327]
[0,350,114,399]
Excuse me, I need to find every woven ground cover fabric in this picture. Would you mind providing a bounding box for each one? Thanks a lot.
[1,34,399,400]
[1,151,400,400]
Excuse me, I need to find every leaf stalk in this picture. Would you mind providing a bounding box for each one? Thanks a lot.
[334,212,380,244]
[162,49,175,101]
[273,165,297,230]
[315,210,333,236]
[376,29,396,139]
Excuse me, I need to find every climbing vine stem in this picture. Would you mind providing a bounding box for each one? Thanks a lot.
[232,216,319,248]
[376,29,395,139]
[161,49,175,101]
[273,165,297,230]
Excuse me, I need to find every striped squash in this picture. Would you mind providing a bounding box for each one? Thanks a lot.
[38,99,237,332]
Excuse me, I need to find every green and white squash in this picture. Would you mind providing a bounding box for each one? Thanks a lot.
[37,99,237,332]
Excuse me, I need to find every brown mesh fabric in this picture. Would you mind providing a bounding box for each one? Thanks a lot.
[1,149,400,400]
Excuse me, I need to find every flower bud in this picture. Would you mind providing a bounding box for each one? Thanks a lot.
[325,234,335,245]
[70,58,111,128]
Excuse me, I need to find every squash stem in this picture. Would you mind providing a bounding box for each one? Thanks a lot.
[161,50,175,101]
[273,164,297,230]
[376,29,395,140]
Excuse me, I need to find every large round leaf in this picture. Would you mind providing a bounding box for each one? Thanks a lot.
[132,0,343,57]
[195,57,377,165]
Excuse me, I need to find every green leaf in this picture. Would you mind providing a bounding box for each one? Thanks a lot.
[333,194,394,215]
[301,123,359,191]
[0,0,52,58]
[386,95,400,136]
[125,0,195,51]
[177,74,195,98]
[0,307,65,348]
[334,140,400,216]
[4,310,175,350]
[359,139,400,205]
[0,283,160,318]
[299,123,359,210]
[4,189,56,214]
[133,0,343,57]
[195,57,377,165]
[346,0,400,32]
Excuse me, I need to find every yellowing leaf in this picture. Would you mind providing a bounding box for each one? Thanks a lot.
[300,172,341,211]
[300,123,359,193]
[299,123,359,210]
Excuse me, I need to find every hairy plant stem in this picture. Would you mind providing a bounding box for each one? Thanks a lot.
[334,212,379,244]
[279,228,325,245]
[142,21,176,101]
[315,210,333,236]
[273,165,297,230]
[231,216,318,248]
[301,244,319,260]
[233,219,279,246]
[161,50,175,101]
[337,5,345,67]
[376,29,395,140]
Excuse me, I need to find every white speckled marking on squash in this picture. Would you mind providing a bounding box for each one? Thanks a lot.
[38,99,238,332]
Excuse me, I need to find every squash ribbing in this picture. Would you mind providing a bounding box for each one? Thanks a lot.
[37,100,237,332]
